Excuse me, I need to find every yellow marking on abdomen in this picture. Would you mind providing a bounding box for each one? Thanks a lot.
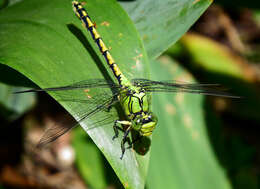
[97,39,108,54]
[91,28,101,40]
[72,1,127,86]
[86,16,94,27]
[105,51,115,64]
[112,64,122,77]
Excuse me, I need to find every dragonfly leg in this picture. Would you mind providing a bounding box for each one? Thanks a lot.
[113,120,123,140]
[120,126,131,160]
[112,120,131,140]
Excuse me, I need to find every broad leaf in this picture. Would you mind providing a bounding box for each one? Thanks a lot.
[147,56,231,189]
[178,34,260,121]
[0,82,35,121]
[120,0,212,59]
[0,0,149,188]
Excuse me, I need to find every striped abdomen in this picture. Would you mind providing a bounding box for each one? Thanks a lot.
[72,1,126,86]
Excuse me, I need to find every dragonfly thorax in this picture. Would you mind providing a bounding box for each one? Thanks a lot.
[119,87,149,116]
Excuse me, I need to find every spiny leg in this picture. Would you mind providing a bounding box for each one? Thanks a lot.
[120,126,131,159]
[112,120,132,159]
[112,120,131,140]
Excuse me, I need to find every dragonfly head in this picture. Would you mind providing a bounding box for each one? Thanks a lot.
[132,112,158,136]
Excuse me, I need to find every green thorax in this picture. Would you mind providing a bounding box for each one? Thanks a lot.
[118,76,150,118]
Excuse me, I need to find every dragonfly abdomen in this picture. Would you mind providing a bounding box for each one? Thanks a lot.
[72,1,127,86]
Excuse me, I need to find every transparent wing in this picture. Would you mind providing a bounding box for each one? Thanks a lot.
[132,78,240,98]
[14,79,121,148]
[36,91,119,148]
[14,79,119,93]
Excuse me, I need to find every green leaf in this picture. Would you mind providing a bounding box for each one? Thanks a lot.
[1,0,23,9]
[147,56,231,189]
[120,0,212,59]
[0,82,35,121]
[73,127,124,189]
[72,127,109,189]
[177,34,260,121]
[180,34,244,78]
[0,0,150,188]
[0,64,36,121]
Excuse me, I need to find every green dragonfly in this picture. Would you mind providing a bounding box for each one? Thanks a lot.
[16,1,239,159]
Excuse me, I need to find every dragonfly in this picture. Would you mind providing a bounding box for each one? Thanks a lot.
[16,1,240,159]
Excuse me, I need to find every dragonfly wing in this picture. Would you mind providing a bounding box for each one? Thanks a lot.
[36,121,75,149]
[132,78,221,88]
[14,79,119,93]
[36,91,120,149]
[132,78,240,98]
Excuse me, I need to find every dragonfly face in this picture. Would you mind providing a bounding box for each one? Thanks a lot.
[131,112,158,136]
